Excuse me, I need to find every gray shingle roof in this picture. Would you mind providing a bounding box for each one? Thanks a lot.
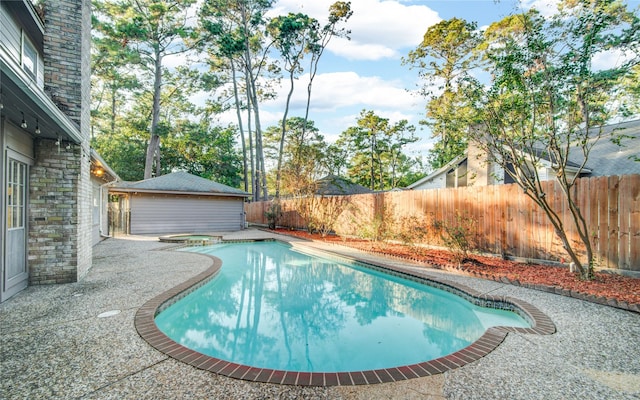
[112,171,250,197]
[572,119,640,177]
[315,175,372,195]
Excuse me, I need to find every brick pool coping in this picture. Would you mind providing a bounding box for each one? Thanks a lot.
[134,241,555,386]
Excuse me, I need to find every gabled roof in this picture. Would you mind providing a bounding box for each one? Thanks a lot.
[406,154,466,189]
[111,171,250,197]
[315,175,372,195]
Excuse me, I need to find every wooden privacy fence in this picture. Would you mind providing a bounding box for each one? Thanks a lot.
[245,174,640,273]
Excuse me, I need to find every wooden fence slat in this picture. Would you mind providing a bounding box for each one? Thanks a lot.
[628,175,640,271]
[619,175,631,270]
[596,176,610,268]
[607,176,620,269]
[587,176,600,265]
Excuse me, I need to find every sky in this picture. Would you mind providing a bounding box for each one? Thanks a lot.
[209,0,640,162]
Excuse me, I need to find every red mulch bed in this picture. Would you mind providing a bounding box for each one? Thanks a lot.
[273,229,640,308]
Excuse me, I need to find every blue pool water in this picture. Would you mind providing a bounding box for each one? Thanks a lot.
[155,241,529,372]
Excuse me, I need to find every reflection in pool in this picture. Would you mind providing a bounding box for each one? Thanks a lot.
[155,241,529,372]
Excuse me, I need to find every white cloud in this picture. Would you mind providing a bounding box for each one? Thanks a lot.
[592,48,636,71]
[197,1,435,154]
[269,0,441,61]
[206,70,424,140]
[329,37,397,61]
[520,0,560,17]
[263,71,420,114]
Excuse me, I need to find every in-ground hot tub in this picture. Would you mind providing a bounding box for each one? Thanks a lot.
[158,234,222,246]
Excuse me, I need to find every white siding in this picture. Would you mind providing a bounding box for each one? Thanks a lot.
[129,194,244,234]
[1,3,44,87]
[412,173,446,190]
[1,4,22,63]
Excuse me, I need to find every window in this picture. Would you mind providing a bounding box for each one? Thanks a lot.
[22,33,38,81]
[6,159,26,230]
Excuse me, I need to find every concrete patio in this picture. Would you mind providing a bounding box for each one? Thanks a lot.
[1,229,638,399]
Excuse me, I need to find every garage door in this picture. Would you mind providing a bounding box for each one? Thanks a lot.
[130,194,244,234]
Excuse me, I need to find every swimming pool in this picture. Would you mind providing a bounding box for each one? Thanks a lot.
[142,240,554,384]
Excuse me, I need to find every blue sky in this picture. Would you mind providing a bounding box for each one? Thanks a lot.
[210,0,640,162]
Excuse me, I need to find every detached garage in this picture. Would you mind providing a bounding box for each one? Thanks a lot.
[109,171,250,235]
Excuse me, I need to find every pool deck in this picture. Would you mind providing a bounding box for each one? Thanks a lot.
[1,229,639,399]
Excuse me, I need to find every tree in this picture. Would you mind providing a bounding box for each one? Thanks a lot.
[267,3,352,199]
[199,0,275,200]
[267,13,319,198]
[384,119,419,189]
[300,1,352,149]
[263,117,328,197]
[620,63,640,117]
[91,126,147,181]
[339,110,418,191]
[404,18,481,170]
[91,1,142,138]
[463,1,639,280]
[163,122,243,187]
[99,0,198,179]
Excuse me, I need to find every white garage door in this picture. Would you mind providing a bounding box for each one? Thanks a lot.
[130,194,244,234]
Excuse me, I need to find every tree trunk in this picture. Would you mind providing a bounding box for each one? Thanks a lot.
[275,71,296,199]
[241,5,267,200]
[144,47,163,179]
[231,60,249,193]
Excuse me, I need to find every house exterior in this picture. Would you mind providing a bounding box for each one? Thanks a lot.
[407,119,640,190]
[109,172,251,235]
[1,0,93,302]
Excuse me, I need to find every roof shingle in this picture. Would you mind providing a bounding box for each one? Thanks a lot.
[112,171,250,196]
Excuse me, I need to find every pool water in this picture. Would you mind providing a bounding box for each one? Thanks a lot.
[155,241,529,373]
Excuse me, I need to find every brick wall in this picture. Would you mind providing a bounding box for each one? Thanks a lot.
[28,0,92,284]
[29,140,81,284]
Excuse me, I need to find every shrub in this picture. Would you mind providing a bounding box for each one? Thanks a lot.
[433,212,477,265]
[359,203,395,243]
[395,215,429,247]
[264,201,282,230]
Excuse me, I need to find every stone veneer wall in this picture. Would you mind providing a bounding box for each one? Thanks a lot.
[29,140,82,284]
[28,0,92,284]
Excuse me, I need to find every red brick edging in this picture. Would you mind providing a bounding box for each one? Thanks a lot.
[135,243,555,386]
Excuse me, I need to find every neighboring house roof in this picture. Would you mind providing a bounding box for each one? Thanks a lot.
[526,147,589,174]
[315,175,372,195]
[406,154,466,189]
[572,119,640,177]
[110,171,250,197]
[526,119,640,176]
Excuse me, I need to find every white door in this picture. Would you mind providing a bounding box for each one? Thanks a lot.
[2,156,29,301]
